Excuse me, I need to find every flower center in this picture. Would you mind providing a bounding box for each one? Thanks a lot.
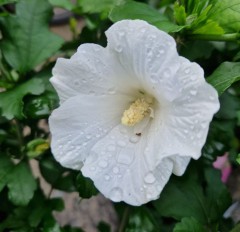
[121,97,153,126]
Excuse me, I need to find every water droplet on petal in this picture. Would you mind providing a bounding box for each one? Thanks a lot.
[115,45,123,52]
[104,174,110,181]
[98,160,108,168]
[184,68,190,74]
[113,167,119,174]
[117,148,134,165]
[86,135,91,139]
[110,187,123,202]
[163,69,171,78]
[129,135,140,143]
[107,144,116,152]
[107,87,116,95]
[144,172,156,184]
[90,166,96,171]
[146,193,153,199]
[190,90,197,96]
[117,140,126,147]
[118,31,125,37]
[209,95,215,100]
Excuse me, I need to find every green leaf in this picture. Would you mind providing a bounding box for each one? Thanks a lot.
[208,0,240,33]
[192,19,224,35]
[204,168,232,222]
[0,154,14,192]
[0,78,45,119]
[230,223,240,232]
[153,174,208,224]
[153,163,231,225]
[7,162,37,206]
[49,0,75,10]
[207,62,240,95]
[0,0,64,73]
[173,217,208,232]
[76,172,98,198]
[109,0,184,33]
[0,0,18,6]
[125,207,159,232]
[78,0,117,14]
[174,2,187,25]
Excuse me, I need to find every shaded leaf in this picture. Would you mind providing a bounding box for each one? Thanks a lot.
[207,62,240,95]
[0,78,45,119]
[173,217,207,232]
[153,174,208,224]
[0,0,64,73]
[109,0,184,33]
[76,172,98,198]
[0,154,14,192]
[0,0,17,5]
[7,162,37,206]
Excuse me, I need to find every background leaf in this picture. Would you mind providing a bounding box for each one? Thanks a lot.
[7,162,37,206]
[0,78,45,119]
[0,154,14,192]
[173,217,208,232]
[0,0,64,73]
[208,0,240,33]
[109,0,184,33]
[207,62,240,95]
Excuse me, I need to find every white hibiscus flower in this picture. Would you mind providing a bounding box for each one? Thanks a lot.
[49,20,219,206]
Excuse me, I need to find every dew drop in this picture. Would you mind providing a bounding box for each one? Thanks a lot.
[117,150,134,165]
[110,187,123,202]
[115,45,123,52]
[107,144,116,152]
[107,87,116,95]
[140,28,146,33]
[89,90,95,95]
[117,140,126,147]
[90,166,96,171]
[163,69,171,78]
[118,174,122,178]
[144,172,156,184]
[119,127,127,134]
[190,90,197,96]
[86,135,91,139]
[146,193,153,199]
[118,31,125,37]
[201,122,207,129]
[209,95,215,100]
[129,135,140,144]
[104,174,110,181]
[184,68,190,74]
[113,167,119,174]
[98,160,108,168]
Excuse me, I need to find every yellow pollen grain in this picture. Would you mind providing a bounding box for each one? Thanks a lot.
[121,98,152,126]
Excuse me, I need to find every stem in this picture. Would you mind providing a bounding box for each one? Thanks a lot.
[188,33,240,42]
[118,207,130,232]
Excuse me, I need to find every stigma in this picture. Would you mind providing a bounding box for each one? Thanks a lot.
[121,97,153,126]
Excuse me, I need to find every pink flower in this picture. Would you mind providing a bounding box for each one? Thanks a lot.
[213,153,232,183]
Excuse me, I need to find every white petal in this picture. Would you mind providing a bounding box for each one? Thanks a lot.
[81,124,174,206]
[146,79,219,160]
[105,20,180,99]
[51,43,139,103]
[49,94,133,170]
[170,156,191,176]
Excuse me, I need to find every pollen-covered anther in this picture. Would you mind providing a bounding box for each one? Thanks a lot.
[121,98,153,126]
